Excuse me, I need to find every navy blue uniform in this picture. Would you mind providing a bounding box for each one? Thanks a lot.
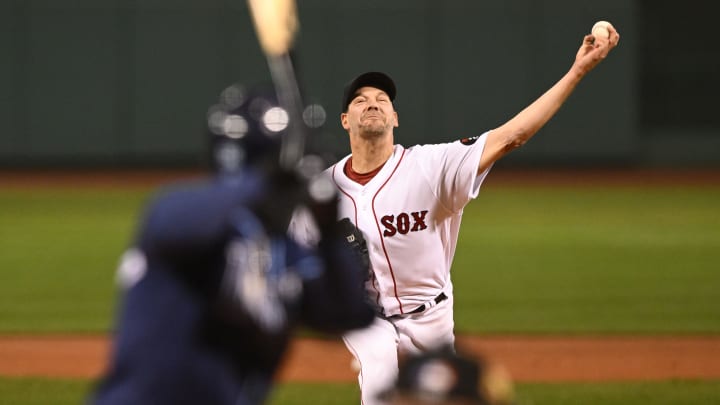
[89,167,375,405]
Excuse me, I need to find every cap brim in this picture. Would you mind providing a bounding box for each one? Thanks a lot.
[342,71,396,111]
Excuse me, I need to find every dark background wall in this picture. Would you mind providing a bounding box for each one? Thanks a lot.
[1,0,717,168]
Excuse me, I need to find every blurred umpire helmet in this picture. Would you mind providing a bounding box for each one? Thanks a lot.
[206,82,328,174]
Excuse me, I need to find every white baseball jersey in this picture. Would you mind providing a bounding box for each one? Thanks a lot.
[328,133,492,316]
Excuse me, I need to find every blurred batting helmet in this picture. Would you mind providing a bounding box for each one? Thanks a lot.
[206,82,329,175]
[206,83,290,173]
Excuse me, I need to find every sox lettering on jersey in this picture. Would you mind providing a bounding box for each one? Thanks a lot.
[380,210,428,237]
[325,139,490,319]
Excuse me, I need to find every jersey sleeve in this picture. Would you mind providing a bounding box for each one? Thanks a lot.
[414,131,493,213]
[137,181,239,262]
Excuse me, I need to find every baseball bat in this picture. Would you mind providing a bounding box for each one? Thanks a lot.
[247,0,306,170]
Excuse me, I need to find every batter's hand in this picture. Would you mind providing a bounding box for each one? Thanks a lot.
[573,25,620,76]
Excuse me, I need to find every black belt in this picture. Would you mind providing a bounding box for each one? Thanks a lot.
[407,292,448,314]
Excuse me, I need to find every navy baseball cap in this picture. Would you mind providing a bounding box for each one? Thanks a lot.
[342,71,396,112]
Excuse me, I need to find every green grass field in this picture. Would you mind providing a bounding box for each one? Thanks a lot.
[1,183,718,334]
[1,180,719,404]
[0,188,149,332]
[453,185,720,334]
[2,378,720,405]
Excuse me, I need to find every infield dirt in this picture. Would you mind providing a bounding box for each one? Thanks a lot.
[1,334,720,382]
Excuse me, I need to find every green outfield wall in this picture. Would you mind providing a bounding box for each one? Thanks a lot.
[1,0,717,167]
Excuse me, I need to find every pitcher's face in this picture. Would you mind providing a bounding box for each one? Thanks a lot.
[342,86,398,138]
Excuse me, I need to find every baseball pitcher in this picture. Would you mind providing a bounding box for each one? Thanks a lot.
[291,23,619,405]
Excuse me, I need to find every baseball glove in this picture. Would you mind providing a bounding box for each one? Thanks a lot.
[336,218,371,278]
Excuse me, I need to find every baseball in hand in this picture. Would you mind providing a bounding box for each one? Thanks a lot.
[591,20,613,39]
